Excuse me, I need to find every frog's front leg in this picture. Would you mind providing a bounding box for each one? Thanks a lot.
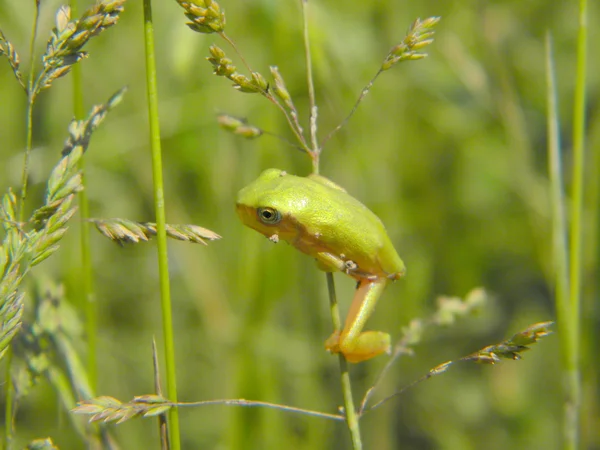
[325,278,391,363]
[314,251,376,279]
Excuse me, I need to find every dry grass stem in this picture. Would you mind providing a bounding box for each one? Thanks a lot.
[363,321,554,415]
[360,288,486,413]
[322,16,441,148]
[73,395,344,425]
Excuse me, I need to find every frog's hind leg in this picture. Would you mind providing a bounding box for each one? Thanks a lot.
[325,279,391,363]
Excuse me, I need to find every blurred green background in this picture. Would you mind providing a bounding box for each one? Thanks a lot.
[0,0,599,449]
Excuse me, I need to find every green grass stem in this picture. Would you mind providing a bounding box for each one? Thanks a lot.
[326,273,363,450]
[3,348,13,450]
[564,0,588,447]
[5,5,42,447]
[18,1,40,224]
[301,0,320,173]
[546,34,574,450]
[141,1,181,448]
[69,0,98,395]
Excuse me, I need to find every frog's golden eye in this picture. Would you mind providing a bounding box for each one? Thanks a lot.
[257,207,281,225]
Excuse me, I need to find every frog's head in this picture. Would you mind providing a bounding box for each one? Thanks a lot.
[236,168,299,243]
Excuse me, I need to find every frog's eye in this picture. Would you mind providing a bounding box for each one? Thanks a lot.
[257,207,281,225]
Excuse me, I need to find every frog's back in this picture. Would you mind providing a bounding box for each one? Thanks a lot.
[265,171,404,277]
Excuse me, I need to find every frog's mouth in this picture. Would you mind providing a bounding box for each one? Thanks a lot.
[235,203,254,226]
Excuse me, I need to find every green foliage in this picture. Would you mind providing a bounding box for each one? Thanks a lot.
[0,138,86,361]
[0,0,597,449]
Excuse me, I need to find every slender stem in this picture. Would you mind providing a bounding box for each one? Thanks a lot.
[153,339,170,450]
[141,1,180,449]
[301,1,319,158]
[219,31,314,161]
[325,273,363,450]
[565,0,588,447]
[322,69,383,149]
[80,149,98,392]
[69,0,98,395]
[546,34,575,450]
[264,92,313,152]
[19,4,41,223]
[20,101,34,223]
[6,6,42,447]
[219,29,316,163]
[219,31,253,74]
[259,129,306,153]
[3,349,14,450]
[359,331,415,414]
[174,399,343,421]
[362,362,453,417]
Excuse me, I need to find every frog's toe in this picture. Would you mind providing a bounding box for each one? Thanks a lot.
[324,331,341,354]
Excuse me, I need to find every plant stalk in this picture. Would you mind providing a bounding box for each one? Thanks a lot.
[301,0,319,170]
[6,5,42,447]
[565,0,588,447]
[546,34,575,450]
[18,1,40,223]
[69,0,98,395]
[326,273,363,450]
[141,1,181,448]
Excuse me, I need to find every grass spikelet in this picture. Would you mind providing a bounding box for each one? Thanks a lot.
[217,114,263,139]
[33,1,126,101]
[62,87,127,156]
[1,90,124,366]
[0,290,24,361]
[175,0,226,34]
[382,17,441,70]
[91,218,221,245]
[0,29,25,90]
[463,321,554,364]
[92,218,152,244]
[24,438,59,450]
[73,394,172,424]
[270,66,297,113]
[207,45,265,94]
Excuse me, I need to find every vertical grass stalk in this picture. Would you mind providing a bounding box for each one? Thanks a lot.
[301,0,319,173]
[565,0,588,447]
[302,2,361,446]
[18,1,41,223]
[69,0,98,394]
[326,274,363,450]
[3,348,14,449]
[545,34,573,449]
[141,1,181,448]
[6,4,42,447]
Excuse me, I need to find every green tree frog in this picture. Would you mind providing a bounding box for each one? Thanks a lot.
[236,168,406,363]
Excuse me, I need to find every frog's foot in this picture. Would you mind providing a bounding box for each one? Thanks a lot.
[325,331,391,363]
